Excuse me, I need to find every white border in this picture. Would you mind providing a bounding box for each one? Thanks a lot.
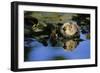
[18,5,96,68]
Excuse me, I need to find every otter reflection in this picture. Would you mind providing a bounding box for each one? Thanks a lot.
[63,38,80,51]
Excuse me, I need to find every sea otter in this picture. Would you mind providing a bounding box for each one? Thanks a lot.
[61,21,80,38]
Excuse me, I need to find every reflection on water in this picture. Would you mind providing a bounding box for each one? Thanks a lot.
[24,33,90,61]
[63,39,79,51]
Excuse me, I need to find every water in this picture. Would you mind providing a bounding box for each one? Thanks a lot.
[24,33,90,61]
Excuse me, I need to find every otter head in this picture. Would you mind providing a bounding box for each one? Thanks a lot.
[61,21,80,37]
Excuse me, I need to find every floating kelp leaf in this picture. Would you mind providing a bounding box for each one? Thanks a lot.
[32,21,47,32]
[32,27,43,32]
[39,21,47,27]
